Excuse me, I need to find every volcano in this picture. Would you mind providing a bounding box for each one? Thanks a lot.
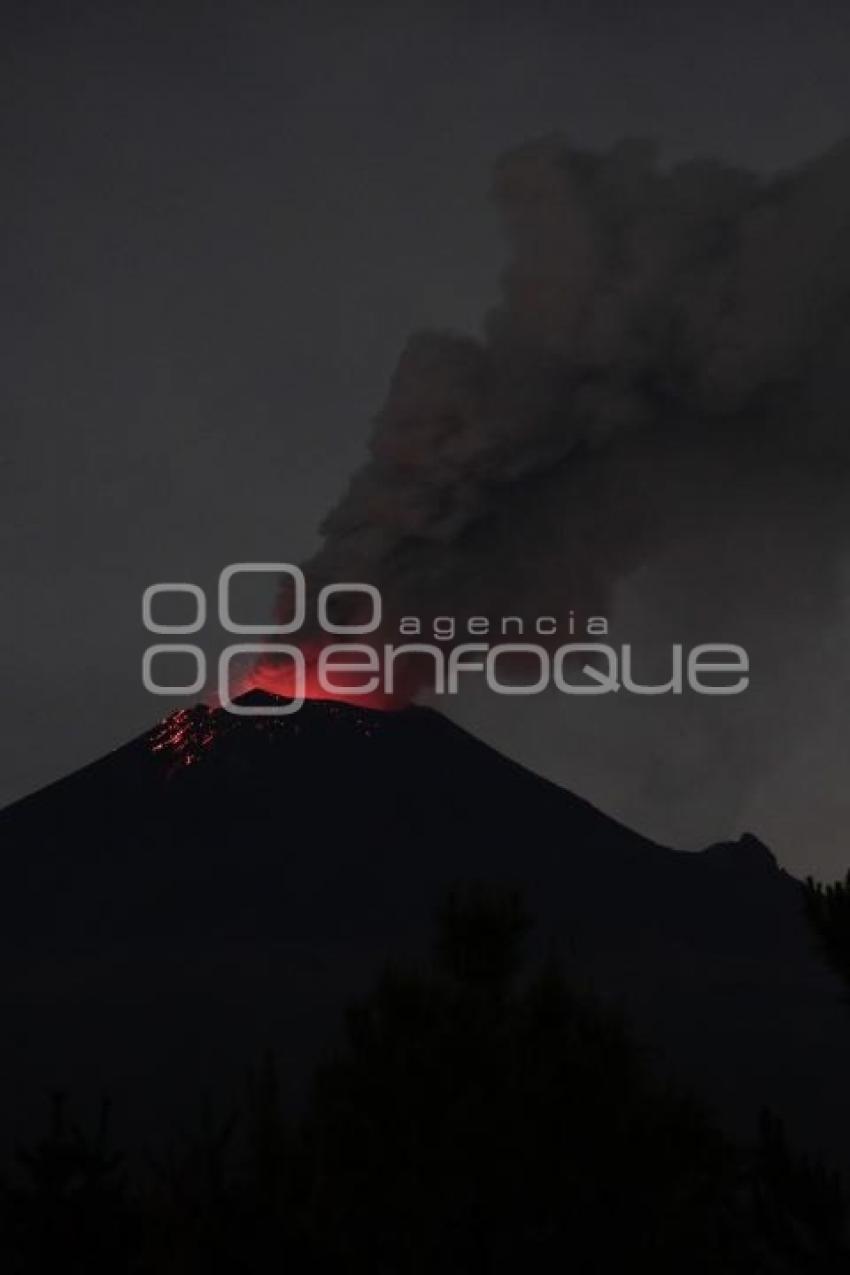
[1,692,848,1164]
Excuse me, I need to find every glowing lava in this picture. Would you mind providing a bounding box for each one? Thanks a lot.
[147,642,401,772]
[149,705,223,770]
[250,637,424,710]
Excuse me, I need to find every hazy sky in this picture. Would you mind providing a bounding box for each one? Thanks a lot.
[3,0,850,876]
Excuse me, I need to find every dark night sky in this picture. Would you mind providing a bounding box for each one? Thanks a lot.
[3,0,850,875]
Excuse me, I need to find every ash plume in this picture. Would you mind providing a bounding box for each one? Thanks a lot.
[294,134,850,631]
[261,134,850,852]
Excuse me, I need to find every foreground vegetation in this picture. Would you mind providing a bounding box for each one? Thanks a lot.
[1,886,848,1273]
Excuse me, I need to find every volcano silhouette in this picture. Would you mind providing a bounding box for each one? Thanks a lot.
[1,691,849,1163]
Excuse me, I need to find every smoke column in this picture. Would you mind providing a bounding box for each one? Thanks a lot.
[284,134,850,620]
[255,135,850,861]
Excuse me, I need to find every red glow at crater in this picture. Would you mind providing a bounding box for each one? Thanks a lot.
[250,637,424,711]
[148,637,413,770]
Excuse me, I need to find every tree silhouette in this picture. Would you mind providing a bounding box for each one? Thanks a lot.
[2,885,847,1272]
[297,883,763,1273]
[0,1093,134,1273]
[804,872,850,992]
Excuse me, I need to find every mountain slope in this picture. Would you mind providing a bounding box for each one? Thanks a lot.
[0,693,848,1163]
